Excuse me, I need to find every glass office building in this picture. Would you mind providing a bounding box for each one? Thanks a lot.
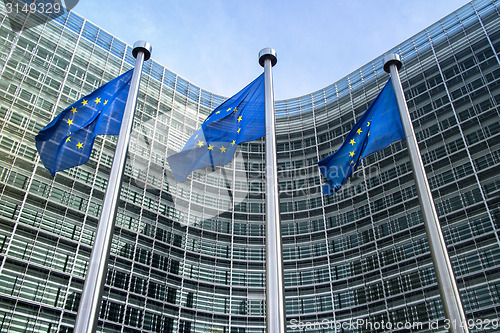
[0,0,499,332]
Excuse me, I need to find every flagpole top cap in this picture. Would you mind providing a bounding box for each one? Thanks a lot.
[132,41,152,61]
[383,53,402,73]
[259,48,277,67]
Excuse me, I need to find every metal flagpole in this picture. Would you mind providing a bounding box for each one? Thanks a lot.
[384,54,468,333]
[74,41,152,333]
[259,48,286,333]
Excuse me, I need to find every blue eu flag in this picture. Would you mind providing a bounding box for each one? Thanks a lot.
[35,70,133,176]
[317,78,405,195]
[168,74,265,182]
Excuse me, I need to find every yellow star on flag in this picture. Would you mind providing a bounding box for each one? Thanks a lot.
[231,140,236,146]
[65,137,71,143]
[227,108,232,112]
[367,121,370,127]
[237,128,241,134]
[349,151,355,157]
[233,107,238,113]
[197,140,204,148]
[208,145,214,151]
[104,100,108,105]
[66,119,73,126]
[76,142,84,149]
[71,107,77,114]
[81,99,88,106]
[357,128,362,135]
[220,146,226,153]
[216,111,220,114]
[349,139,356,145]
[95,97,101,104]
[237,116,242,122]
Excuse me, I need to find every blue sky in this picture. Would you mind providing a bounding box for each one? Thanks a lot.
[73,0,470,100]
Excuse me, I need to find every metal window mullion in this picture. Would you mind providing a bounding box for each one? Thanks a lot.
[311,86,338,322]
[427,27,500,249]
[471,0,500,67]
[0,14,78,284]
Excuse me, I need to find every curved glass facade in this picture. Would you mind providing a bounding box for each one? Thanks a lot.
[0,0,499,332]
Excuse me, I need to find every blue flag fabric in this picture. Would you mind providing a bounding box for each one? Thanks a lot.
[317,78,405,195]
[167,74,265,182]
[36,70,133,176]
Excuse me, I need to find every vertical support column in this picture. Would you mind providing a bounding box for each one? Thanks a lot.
[384,54,468,333]
[74,41,152,333]
[259,48,286,333]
